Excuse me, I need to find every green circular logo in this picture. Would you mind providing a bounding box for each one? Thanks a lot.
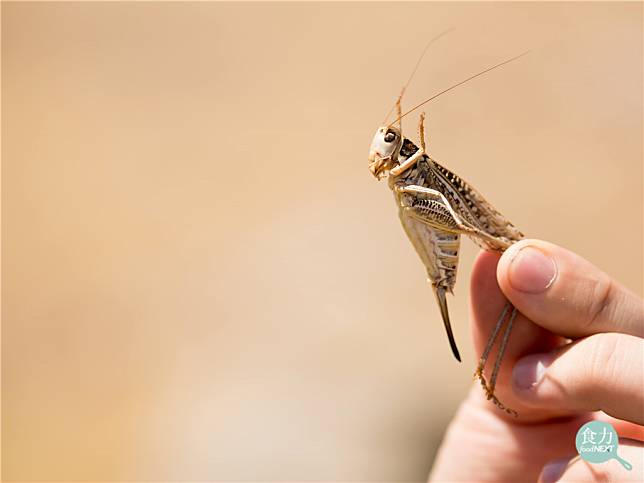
[575,421,632,470]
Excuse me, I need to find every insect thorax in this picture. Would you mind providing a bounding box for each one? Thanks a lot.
[392,136,524,251]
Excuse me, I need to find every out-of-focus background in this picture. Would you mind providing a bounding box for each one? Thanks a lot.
[2,2,642,481]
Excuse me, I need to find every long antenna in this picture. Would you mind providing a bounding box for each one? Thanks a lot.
[382,28,455,124]
[388,50,530,127]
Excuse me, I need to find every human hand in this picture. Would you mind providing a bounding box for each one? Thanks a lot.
[429,239,644,482]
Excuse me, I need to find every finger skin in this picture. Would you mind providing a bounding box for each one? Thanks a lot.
[437,249,642,483]
[429,385,587,483]
[444,246,644,483]
[497,239,643,339]
[538,439,644,483]
[512,333,644,424]
[470,250,565,421]
[596,413,644,442]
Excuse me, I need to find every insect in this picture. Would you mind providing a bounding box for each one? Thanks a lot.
[368,38,529,416]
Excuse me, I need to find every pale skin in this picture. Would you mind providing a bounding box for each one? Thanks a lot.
[429,240,644,482]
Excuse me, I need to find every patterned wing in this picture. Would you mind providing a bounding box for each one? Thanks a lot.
[427,158,524,251]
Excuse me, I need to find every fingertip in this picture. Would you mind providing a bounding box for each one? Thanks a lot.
[497,239,643,339]
[470,250,506,328]
[470,251,509,355]
[511,352,552,392]
[469,249,555,353]
[496,240,566,333]
[497,239,558,297]
[470,250,502,301]
[469,248,567,419]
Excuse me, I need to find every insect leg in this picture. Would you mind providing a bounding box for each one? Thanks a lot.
[397,185,476,234]
[418,112,427,152]
[390,116,429,177]
[473,304,519,417]
[474,303,509,379]
[489,305,518,394]
[390,148,424,177]
[399,185,514,260]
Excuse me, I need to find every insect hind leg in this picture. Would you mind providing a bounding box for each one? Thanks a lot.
[474,303,519,417]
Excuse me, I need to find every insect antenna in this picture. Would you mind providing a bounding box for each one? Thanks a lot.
[382,28,455,126]
[389,50,530,128]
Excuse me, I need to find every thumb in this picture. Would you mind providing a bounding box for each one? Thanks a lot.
[496,239,643,339]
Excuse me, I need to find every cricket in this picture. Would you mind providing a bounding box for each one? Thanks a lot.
[368,36,530,416]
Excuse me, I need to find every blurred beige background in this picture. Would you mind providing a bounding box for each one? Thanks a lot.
[2,2,642,481]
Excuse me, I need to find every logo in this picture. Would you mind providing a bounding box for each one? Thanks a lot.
[575,421,632,470]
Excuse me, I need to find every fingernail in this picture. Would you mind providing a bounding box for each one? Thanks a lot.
[513,354,551,390]
[540,457,570,483]
[508,246,557,293]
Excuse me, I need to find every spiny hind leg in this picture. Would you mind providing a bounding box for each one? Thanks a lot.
[474,303,509,383]
[474,303,519,417]
[396,185,467,230]
[397,185,512,251]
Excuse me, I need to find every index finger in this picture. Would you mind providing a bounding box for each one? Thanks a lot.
[496,240,643,339]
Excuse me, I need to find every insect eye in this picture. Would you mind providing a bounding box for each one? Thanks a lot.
[384,131,396,143]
